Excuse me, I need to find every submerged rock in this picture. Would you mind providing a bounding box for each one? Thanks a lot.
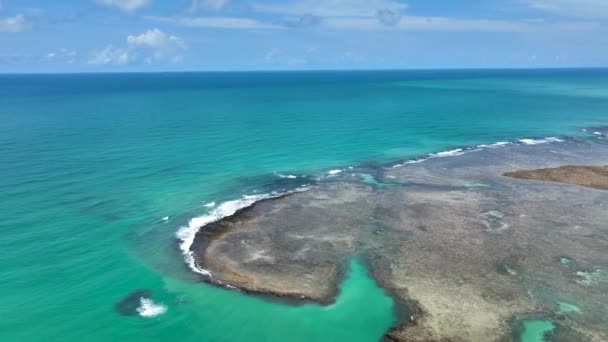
[114,289,152,316]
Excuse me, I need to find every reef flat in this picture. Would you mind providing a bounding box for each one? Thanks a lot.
[190,136,608,341]
[504,165,608,190]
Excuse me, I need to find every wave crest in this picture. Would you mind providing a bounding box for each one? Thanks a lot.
[176,187,309,276]
[137,298,167,318]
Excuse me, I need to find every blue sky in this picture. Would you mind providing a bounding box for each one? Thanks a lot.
[1,0,607,72]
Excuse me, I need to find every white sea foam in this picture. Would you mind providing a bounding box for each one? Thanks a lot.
[177,195,269,276]
[328,169,343,175]
[276,173,297,179]
[177,188,309,276]
[203,202,216,208]
[390,137,560,170]
[593,131,602,136]
[430,149,465,158]
[518,137,564,145]
[478,141,510,148]
[137,298,167,318]
[391,159,426,168]
[162,216,169,222]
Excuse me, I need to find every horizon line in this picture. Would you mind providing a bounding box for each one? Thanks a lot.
[2,66,608,76]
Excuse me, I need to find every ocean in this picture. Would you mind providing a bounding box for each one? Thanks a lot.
[1,69,607,342]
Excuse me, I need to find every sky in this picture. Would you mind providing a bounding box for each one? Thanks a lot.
[0,0,607,72]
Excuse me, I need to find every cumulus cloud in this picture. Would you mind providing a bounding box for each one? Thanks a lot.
[88,46,133,65]
[127,28,185,64]
[95,0,150,12]
[527,0,608,19]
[89,28,185,66]
[127,28,185,49]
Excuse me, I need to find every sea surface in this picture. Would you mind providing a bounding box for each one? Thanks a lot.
[1,69,607,342]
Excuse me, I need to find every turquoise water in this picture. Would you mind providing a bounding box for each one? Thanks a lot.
[556,301,580,314]
[1,69,608,341]
[520,320,555,342]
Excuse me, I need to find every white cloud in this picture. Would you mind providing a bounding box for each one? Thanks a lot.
[145,0,599,33]
[45,48,78,63]
[0,14,29,32]
[250,0,599,32]
[127,28,185,48]
[89,28,185,66]
[186,0,229,13]
[527,0,608,19]
[88,46,133,65]
[0,9,31,32]
[127,28,186,64]
[95,0,150,12]
[253,0,408,17]
[146,15,280,29]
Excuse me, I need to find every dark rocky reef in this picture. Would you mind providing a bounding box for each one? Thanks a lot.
[504,165,608,190]
[190,138,608,341]
[114,289,151,316]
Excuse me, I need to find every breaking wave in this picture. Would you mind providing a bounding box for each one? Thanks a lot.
[137,298,167,318]
[176,187,310,277]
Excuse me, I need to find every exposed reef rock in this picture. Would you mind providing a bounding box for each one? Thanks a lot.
[504,165,608,190]
[114,289,152,316]
[190,138,608,341]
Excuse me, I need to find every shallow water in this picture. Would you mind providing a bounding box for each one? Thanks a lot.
[556,301,580,314]
[520,320,555,342]
[1,69,608,341]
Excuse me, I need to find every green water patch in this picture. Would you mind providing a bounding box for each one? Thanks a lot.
[519,319,555,342]
[360,174,400,189]
[162,258,396,342]
[557,256,573,266]
[575,268,608,285]
[465,183,494,188]
[504,265,519,276]
[480,210,509,232]
[556,301,580,314]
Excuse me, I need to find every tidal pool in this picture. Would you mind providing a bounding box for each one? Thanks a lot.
[556,301,580,314]
[520,320,555,342]
[163,259,396,342]
[360,174,399,188]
